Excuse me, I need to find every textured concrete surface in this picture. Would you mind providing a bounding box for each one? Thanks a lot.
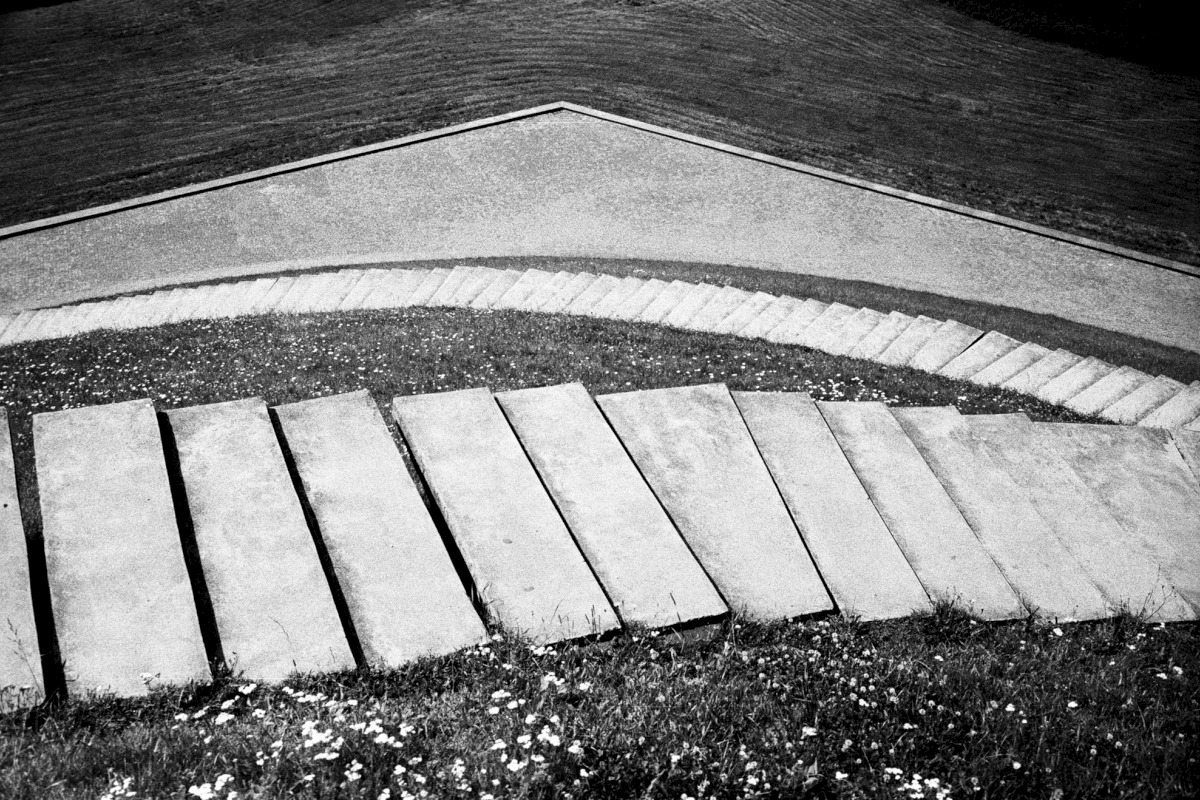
[274,390,487,665]
[766,299,829,344]
[739,295,801,339]
[876,316,940,365]
[1104,376,1187,424]
[4,108,1196,351]
[817,401,1024,620]
[496,383,727,628]
[973,342,1051,387]
[1002,348,1082,394]
[734,392,931,620]
[940,331,1022,380]
[597,384,832,620]
[1065,367,1152,417]
[1036,357,1116,405]
[392,388,619,644]
[909,320,983,373]
[168,398,354,680]
[1139,383,1200,429]
[35,399,208,696]
[848,311,913,359]
[893,407,1110,621]
[1,408,43,705]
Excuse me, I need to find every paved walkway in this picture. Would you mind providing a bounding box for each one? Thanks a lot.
[3,266,1198,429]
[4,377,1199,704]
[1,104,1197,352]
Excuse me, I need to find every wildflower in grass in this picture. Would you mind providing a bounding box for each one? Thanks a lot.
[98,773,137,800]
[214,712,234,726]
[801,726,818,738]
[835,771,848,780]
[1067,701,1078,709]
[252,708,266,719]
[488,707,500,715]
[345,759,363,782]
[568,740,584,755]
[239,683,257,695]
[188,784,215,800]
[220,698,236,710]
[174,713,189,722]
[1013,761,1022,769]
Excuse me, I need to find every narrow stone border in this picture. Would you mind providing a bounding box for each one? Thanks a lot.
[2,102,1193,280]
[2,266,1197,431]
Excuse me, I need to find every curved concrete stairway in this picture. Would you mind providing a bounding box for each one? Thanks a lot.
[1,265,1197,431]
[4,382,1200,707]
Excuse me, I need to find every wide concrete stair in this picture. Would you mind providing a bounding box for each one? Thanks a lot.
[3,382,1199,706]
[1,266,1196,431]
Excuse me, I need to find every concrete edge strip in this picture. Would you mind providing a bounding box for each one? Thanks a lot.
[5,266,1198,430]
[1,101,1193,279]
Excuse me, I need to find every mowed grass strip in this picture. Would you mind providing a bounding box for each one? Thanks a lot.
[0,0,1196,265]
[2,610,1196,799]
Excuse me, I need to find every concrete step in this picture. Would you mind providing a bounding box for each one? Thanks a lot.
[737,295,802,339]
[272,275,316,315]
[798,302,858,350]
[562,273,622,316]
[661,283,722,328]
[940,331,1022,381]
[825,307,886,357]
[1139,382,1200,429]
[287,273,342,314]
[492,269,555,311]
[405,267,453,307]
[817,401,1024,620]
[1172,430,1200,486]
[636,280,694,324]
[1001,348,1082,394]
[168,398,355,680]
[679,286,754,332]
[1065,366,1153,417]
[971,342,1051,387]
[1034,357,1117,406]
[77,300,117,333]
[909,320,983,373]
[306,270,363,313]
[252,278,296,315]
[875,315,941,366]
[366,269,433,309]
[1102,375,1187,424]
[587,276,647,318]
[1,408,44,708]
[764,298,830,345]
[893,407,1111,621]
[392,388,619,644]
[446,267,503,308]
[217,278,274,319]
[0,314,18,342]
[964,415,1195,621]
[32,307,72,341]
[735,392,932,621]
[610,278,669,322]
[0,310,39,346]
[1036,422,1200,612]
[596,384,832,621]
[138,290,182,328]
[519,270,576,312]
[274,390,486,665]
[35,399,209,696]
[14,308,58,342]
[470,269,524,310]
[424,266,476,307]
[497,384,727,629]
[713,291,777,335]
[539,272,599,314]
[337,269,389,311]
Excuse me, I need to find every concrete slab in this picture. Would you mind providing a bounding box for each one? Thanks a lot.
[638,280,699,324]
[404,267,453,307]
[971,342,1051,387]
[680,286,754,332]
[493,269,554,311]
[1188,416,1200,433]
[825,307,886,356]
[113,295,157,330]
[447,266,500,307]
[561,273,620,315]
[306,270,362,312]
[55,302,99,337]
[214,278,272,318]
[610,278,668,322]
[337,269,388,311]
[77,299,119,333]
[939,331,1022,380]
[1036,422,1200,611]
[817,401,1024,619]
[361,268,429,309]
[737,295,802,339]
[595,384,832,620]
[764,299,830,345]
[0,310,39,346]
[521,270,576,312]
[1001,348,1083,394]
[587,276,646,318]
[662,283,722,328]
[15,309,58,343]
[35,399,209,696]
[909,320,983,372]
[875,315,941,365]
[425,265,475,307]
[1100,375,1185,425]
[797,302,858,350]
[286,271,341,313]
[539,272,598,313]
[1,408,43,706]
[497,384,727,628]
[271,275,315,315]
[138,290,183,327]
[471,269,524,309]
[713,291,777,335]
[1139,382,1200,429]
[965,415,1195,621]
[1034,357,1117,405]
[168,398,354,680]
[251,277,295,315]
[275,390,486,665]
[1171,429,1200,486]
[1065,366,1153,417]
[734,391,931,620]
[893,407,1110,620]
[0,314,17,342]
[392,388,619,643]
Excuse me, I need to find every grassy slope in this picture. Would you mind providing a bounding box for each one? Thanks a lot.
[1,0,1197,266]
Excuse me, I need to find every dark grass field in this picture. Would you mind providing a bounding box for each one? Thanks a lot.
[1,0,1197,266]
